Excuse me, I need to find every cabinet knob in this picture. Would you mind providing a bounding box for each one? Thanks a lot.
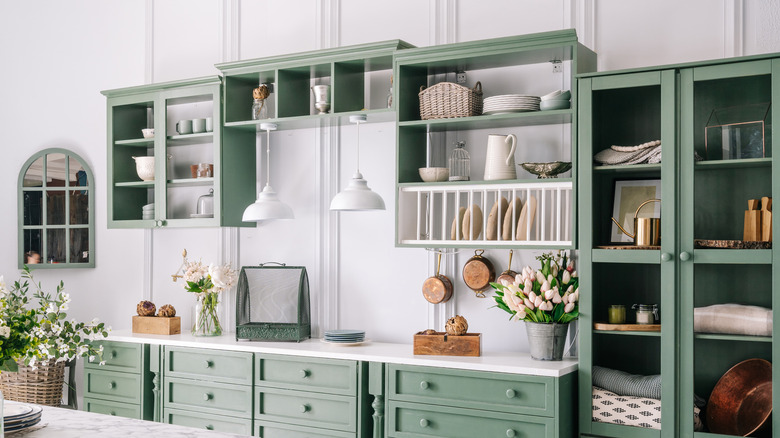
[109,411,116,416]
[506,429,517,437]
[420,419,430,428]
[300,404,311,413]
[506,389,517,399]
[680,251,692,261]
[155,220,163,227]
[108,381,116,389]
[203,393,213,401]
[110,350,117,359]
[299,369,310,378]
[419,381,430,390]
[661,252,672,262]
[204,360,213,368]
[205,425,214,431]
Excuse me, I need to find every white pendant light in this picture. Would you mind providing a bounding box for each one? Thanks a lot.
[330,115,386,211]
[242,123,294,221]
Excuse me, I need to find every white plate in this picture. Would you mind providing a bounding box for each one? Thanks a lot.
[483,108,538,115]
[321,338,369,346]
[3,404,33,419]
[190,213,214,218]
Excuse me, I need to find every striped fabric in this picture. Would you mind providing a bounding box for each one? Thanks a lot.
[592,366,662,400]
[694,304,772,336]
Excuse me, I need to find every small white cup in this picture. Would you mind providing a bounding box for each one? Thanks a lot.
[192,118,206,133]
[205,117,213,132]
[176,119,192,135]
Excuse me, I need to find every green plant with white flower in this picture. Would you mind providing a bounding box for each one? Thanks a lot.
[182,258,238,336]
[0,267,109,372]
[491,251,580,324]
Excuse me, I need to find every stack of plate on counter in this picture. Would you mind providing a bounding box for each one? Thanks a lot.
[483,94,540,115]
[323,329,366,345]
[4,402,43,433]
[142,203,155,220]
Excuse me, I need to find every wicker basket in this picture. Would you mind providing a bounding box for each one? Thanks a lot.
[419,81,483,120]
[0,360,66,406]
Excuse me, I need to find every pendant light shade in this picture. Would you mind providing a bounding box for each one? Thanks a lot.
[242,123,295,221]
[330,115,386,211]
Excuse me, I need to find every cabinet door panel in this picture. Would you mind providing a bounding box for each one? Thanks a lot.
[85,341,142,373]
[84,369,141,404]
[164,345,253,384]
[164,407,252,435]
[164,376,253,417]
[256,387,356,432]
[256,354,356,395]
[83,397,141,419]
[256,420,354,438]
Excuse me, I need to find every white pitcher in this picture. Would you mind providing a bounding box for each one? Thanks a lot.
[484,134,517,180]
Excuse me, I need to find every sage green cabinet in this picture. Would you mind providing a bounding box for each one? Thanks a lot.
[103,77,256,228]
[578,54,779,438]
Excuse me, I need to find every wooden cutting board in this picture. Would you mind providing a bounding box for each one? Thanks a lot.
[594,322,660,332]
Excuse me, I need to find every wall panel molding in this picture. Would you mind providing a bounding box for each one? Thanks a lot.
[570,0,595,51]
[724,0,744,57]
[220,0,241,62]
[430,0,457,45]
[144,0,155,84]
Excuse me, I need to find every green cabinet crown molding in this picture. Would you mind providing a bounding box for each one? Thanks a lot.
[100,76,222,98]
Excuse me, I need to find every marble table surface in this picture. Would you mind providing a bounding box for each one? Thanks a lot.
[6,403,249,437]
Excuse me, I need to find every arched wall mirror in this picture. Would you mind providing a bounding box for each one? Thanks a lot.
[18,148,95,268]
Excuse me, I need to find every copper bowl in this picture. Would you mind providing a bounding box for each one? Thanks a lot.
[706,358,772,436]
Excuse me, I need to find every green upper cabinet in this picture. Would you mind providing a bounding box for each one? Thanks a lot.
[393,29,596,249]
[103,77,256,228]
[215,40,414,131]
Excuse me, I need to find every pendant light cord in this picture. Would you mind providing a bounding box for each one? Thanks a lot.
[355,119,361,174]
[265,128,271,187]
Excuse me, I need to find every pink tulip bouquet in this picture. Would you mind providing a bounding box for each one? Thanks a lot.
[491,251,579,324]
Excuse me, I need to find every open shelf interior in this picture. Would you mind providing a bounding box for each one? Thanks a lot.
[592,262,661,325]
[592,84,661,158]
[112,102,153,142]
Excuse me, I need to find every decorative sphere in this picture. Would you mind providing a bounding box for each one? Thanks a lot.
[445,315,468,335]
[157,304,176,317]
[136,300,156,316]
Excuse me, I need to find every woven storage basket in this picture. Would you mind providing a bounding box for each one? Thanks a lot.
[0,360,65,406]
[419,81,483,120]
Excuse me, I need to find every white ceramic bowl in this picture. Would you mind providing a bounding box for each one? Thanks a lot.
[133,156,155,181]
[541,90,571,101]
[419,167,449,182]
[142,128,155,139]
[540,100,571,111]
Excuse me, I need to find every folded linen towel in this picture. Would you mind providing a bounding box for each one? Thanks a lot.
[694,303,772,336]
[592,386,661,429]
[592,366,662,399]
[594,144,662,165]
[611,140,661,152]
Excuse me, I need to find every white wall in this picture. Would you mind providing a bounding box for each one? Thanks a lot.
[2,1,779,366]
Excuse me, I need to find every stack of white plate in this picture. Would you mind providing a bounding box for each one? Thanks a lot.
[4,402,43,433]
[323,329,366,345]
[483,94,540,115]
[142,203,155,220]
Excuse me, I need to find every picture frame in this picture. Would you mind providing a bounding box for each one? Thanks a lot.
[611,179,662,243]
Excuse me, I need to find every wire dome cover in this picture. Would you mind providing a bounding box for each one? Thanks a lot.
[236,263,310,342]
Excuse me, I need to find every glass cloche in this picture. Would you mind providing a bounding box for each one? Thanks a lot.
[448,141,470,181]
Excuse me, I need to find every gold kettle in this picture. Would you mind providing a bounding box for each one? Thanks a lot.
[611,199,661,246]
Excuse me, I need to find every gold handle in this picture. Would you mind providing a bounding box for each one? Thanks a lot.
[435,253,442,277]
[634,199,661,219]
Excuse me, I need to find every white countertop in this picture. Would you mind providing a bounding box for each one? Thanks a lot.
[107,330,577,377]
[8,403,247,437]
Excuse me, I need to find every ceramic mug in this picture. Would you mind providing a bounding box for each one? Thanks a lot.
[176,119,192,135]
[192,118,206,133]
[205,117,213,132]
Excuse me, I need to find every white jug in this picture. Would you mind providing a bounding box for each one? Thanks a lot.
[484,134,517,180]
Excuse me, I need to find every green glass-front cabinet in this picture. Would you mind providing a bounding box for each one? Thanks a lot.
[103,76,256,228]
[578,55,779,437]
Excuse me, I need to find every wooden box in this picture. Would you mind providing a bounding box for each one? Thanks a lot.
[413,332,481,357]
[132,316,181,335]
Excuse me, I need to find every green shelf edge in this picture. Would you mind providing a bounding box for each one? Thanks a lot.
[592,249,660,264]
[694,333,772,343]
[167,132,214,146]
[594,330,661,337]
[694,157,772,170]
[224,108,395,131]
[115,138,155,146]
[692,248,772,264]
[115,181,154,188]
[590,421,661,438]
[398,110,572,132]
[398,178,572,189]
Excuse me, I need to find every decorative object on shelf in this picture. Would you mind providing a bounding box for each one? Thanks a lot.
[462,250,495,298]
[251,83,271,120]
[595,245,660,250]
[413,330,481,356]
[607,304,626,324]
[705,358,772,436]
[462,204,483,240]
[386,74,393,108]
[445,315,468,335]
[157,304,176,317]
[592,365,662,401]
[243,123,295,221]
[141,203,154,220]
[611,198,661,246]
[448,140,471,181]
[518,161,572,179]
[236,262,311,342]
[539,90,571,111]
[743,197,772,241]
[486,197,508,240]
[694,304,772,337]
[496,249,518,284]
[178,251,238,337]
[192,118,206,133]
[192,188,214,218]
[322,329,366,345]
[632,304,658,324]
[132,156,155,181]
[484,134,517,181]
[132,314,181,335]
[592,386,663,430]
[0,267,109,404]
[610,179,661,243]
[515,195,537,241]
[422,252,453,304]
[594,140,662,166]
[418,167,449,182]
[482,94,540,114]
[705,102,770,161]
[419,81,482,120]
[311,84,331,115]
[593,322,660,332]
[175,119,192,135]
[330,115,386,211]
[693,239,772,249]
[141,128,154,139]
[136,300,156,316]
[491,251,579,360]
[190,163,213,178]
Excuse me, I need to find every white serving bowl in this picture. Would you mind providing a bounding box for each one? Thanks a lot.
[541,90,571,101]
[540,100,571,111]
[419,167,450,182]
[133,156,155,181]
[141,128,155,138]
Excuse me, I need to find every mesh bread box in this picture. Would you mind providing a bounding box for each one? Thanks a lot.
[236,263,311,342]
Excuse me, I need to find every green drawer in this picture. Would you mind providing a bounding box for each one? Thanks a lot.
[388,364,555,417]
[164,407,253,435]
[164,376,253,417]
[256,386,356,432]
[257,354,357,396]
[388,400,553,438]
[164,346,253,385]
[83,397,141,419]
[85,341,143,373]
[256,420,354,438]
[84,369,141,404]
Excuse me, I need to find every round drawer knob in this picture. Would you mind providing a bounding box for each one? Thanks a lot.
[109,411,116,416]
[506,389,517,399]
[419,381,430,390]
[506,429,517,437]
[299,369,310,378]
[661,252,672,262]
[203,393,213,401]
[300,404,311,413]
[204,360,213,368]
[110,351,117,359]
[155,220,163,227]
[108,381,116,389]
[680,251,692,261]
[420,419,430,428]
[205,425,214,431]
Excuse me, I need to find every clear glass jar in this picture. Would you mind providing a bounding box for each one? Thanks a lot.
[192,292,222,336]
[386,74,394,108]
[448,141,470,181]
[632,303,658,324]
[608,304,626,324]
[251,98,268,120]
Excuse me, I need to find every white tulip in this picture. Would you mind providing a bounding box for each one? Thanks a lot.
[562,270,571,285]
[534,296,544,308]
[552,264,559,278]
[541,281,551,293]
[524,298,535,310]
[544,288,555,301]
[564,302,575,313]
[536,270,546,284]
[552,291,563,304]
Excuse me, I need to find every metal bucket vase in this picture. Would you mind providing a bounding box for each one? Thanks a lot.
[525,322,569,361]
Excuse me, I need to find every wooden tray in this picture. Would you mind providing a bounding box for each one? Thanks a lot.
[694,239,771,249]
[132,316,181,335]
[594,322,660,332]
[414,332,481,356]
[596,245,660,250]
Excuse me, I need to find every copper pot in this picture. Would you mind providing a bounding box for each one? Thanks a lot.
[496,249,518,285]
[462,250,495,298]
[706,358,772,436]
[422,252,452,304]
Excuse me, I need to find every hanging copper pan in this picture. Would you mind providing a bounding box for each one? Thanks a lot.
[462,250,495,298]
[422,252,453,304]
[496,249,519,285]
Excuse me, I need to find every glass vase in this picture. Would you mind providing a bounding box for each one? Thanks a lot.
[192,292,223,337]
